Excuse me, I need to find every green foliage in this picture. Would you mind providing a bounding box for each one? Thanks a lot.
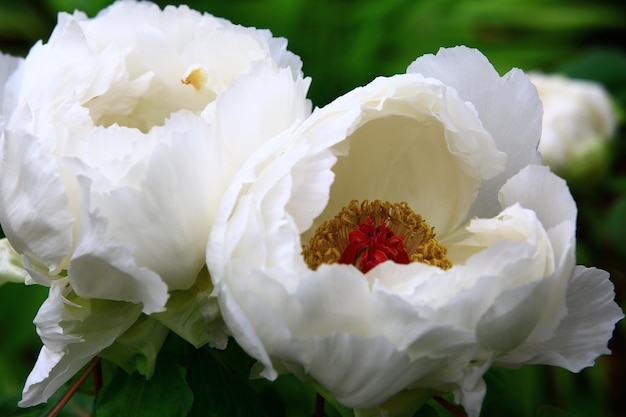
[97,350,194,417]
[0,283,48,395]
[98,314,170,378]
[185,341,267,417]
[534,405,578,417]
[606,196,626,257]
[560,49,626,106]
[94,333,350,417]
[413,403,441,417]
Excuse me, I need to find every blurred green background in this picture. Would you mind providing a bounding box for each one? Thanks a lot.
[1,0,625,416]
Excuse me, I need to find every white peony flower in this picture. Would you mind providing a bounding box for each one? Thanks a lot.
[207,46,623,417]
[0,0,310,407]
[529,72,617,173]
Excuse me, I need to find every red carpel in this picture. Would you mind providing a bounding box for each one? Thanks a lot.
[339,216,410,273]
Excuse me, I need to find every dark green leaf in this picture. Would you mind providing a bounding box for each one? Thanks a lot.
[534,405,578,417]
[186,342,268,417]
[605,196,626,256]
[413,403,442,417]
[96,352,193,417]
[559,48,626,105]
[482,368,509,406]
[0,283,48,396]
[0,393,41,417]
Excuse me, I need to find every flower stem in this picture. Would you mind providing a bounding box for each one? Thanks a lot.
[315,393,325,417]
[433,396,468,417]
[93,358,102,400]
[46,357,101,417]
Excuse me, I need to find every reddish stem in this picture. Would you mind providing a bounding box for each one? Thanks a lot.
[315,393,325,417]
[93,358,103,400]
[434,396,468,417]
[46,357,101,417]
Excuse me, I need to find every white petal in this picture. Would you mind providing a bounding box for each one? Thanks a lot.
[0,52,21,115]
[408,46,543,218]
[68,210,168,314]
[296,333,462,408]
[498,164,576,229]
[87,114,225,291]
[209,61,311,174]
[0,238,27,284]
[69,243,168,315]
[284,145,337,233]
[0,131,74,274]
[476,277,554,351]
[495,266,624,371]
[451,362,490,417]
[63,124,155,190]
[19,283,143,407]
[498,165,579,340]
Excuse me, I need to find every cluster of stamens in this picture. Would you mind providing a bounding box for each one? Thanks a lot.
[302,200,452,273]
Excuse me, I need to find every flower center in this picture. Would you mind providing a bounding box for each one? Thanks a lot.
[302,200,452,273]
[84,65,215,133]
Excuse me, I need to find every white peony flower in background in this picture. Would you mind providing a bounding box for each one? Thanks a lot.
[0,0,310,407]
[529,72,617,175]
[207,46,623,417]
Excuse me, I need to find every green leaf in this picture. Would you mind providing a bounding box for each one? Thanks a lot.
[481,367,509,407]
[559,48,626,105]
[413,403,442,417]
[355,389,433,417]
[152,267,228,349]
[0,393,41,417]
[252,373,317,417]
[605,196,626,257]
[99,314,169,378]
[186,342,268,417]
[534,405,578,417]
[44,0,114,17]
[96,353,193,417]
[0,282,48,397]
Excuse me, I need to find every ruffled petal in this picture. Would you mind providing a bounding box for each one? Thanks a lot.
[408,46,543,219]
[68,207,168,314]
[294,332,464,409]
[85,114,225,291]
[495,266,624,371]
[19,282,143,407]
[207,61,311,176]
[499,164,576,229]
[0,132,74,274]
[65,175,168,314]
[498,165,578,340]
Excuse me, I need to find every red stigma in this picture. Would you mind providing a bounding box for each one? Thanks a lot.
[339,217,410,273]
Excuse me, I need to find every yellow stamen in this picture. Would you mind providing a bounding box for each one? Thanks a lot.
[181,65,206,91]
[302,200,452,271]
